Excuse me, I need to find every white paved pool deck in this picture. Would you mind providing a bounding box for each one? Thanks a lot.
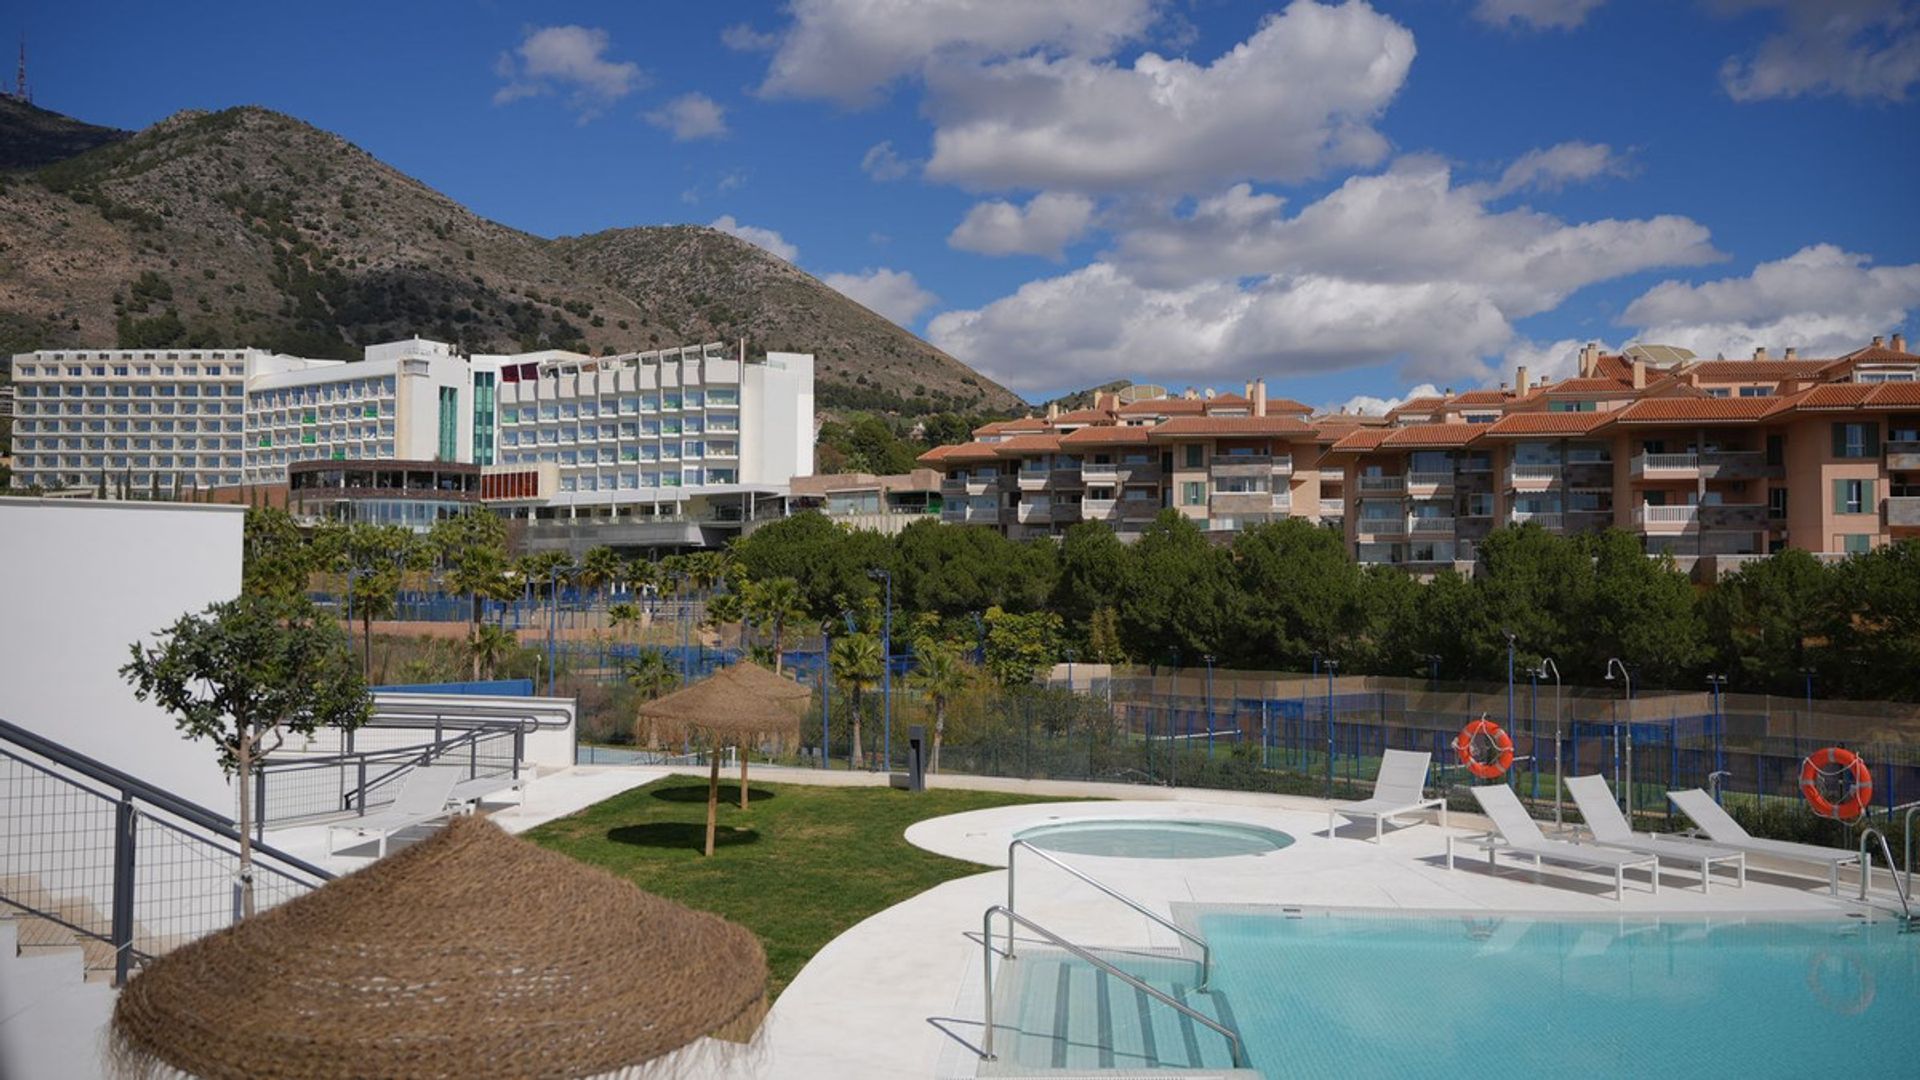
[272,765,1910,1080]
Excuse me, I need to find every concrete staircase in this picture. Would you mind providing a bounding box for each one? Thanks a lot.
[979,947,1253,1077]
[0,905,117,1080]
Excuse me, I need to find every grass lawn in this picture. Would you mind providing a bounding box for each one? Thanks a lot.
[522,776,1073,999]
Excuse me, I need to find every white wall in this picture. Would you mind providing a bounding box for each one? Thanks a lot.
[742,351,815,485]
[0,499,246,811]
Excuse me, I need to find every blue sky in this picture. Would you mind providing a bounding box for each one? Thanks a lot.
[18,1,1920,407]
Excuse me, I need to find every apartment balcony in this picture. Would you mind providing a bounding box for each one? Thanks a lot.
[1015,502,1053,524]
[1630,451,1768,480]
[1406,471,1454,494]
[1081,497,1117,520]
[1886,496,1920,527]
[1633,504,1697,533]
[942,505,1005,526]
[1699,503,1768,531]
[1357,474,1405,494]
[1887,441,1920,471]
[1210,490,1273,517]
[1564,508,1614,533]
[1508,511,1563,531]
[1016,470,1052,492]
[1210,454,1291,479]
[1318,466,1345,483]
[1356,515,1409,538]
[1080,462,1120,482]
[1118,497,1162,520]
[1050,466,1085,488]
[1407,515,1455,537]
[1271,492,1293,514]
[1318,498,1346,518]
[1504,463,1560,490]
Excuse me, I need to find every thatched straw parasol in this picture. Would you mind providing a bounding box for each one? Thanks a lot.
[637,665,807,853]
[111,816,765,1080]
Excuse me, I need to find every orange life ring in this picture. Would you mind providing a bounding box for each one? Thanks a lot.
[1454,717,1514,779]
[1799,747,1872,820]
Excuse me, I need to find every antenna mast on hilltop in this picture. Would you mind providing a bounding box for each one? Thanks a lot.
[13,35,27,103]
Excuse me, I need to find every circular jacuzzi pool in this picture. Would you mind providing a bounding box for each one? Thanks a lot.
[1016,818,1294,860]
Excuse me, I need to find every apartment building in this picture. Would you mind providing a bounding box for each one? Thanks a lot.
[915,336,1920,573]
[243,339,471,486]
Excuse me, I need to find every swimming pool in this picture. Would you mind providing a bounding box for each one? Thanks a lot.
[1194,911,1919,1077]
[1016,819,1295,860]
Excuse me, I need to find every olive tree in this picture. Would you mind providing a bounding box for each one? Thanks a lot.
[121,595,372,916]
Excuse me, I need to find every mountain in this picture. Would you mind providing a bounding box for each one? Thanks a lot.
[0,104,1021,414]
[0,96,130,170]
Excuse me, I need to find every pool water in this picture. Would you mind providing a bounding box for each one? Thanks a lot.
[1016,819,1295,860]
[1198,911,1920,1078]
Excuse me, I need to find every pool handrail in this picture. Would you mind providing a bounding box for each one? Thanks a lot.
[980,904,1242,1068]
[1007,838,1212,987]
[1857,827,1913,926]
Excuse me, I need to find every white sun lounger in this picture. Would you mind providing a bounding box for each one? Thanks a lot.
[1667,788,1861,896]
[1565,775,1744,893]
[1449,784,1659,900]
[450,772,526,813]
[327,766,461,857]
[1326,748,1447,841]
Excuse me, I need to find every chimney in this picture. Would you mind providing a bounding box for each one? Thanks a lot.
[1515,365,1531,396]
[1753,346,1767,361]
[1895,333,1907,353]
[1244,379,1255,399]
[1253,378,1268,417]
[1784,347,1797,360]
[1872,336,1885,349]
[1578,341,1600,378]
[1047,401,1059,420]
[1184,386,1198,400]
[1631,359,1647,390]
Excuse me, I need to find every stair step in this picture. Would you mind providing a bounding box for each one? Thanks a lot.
[996,949,1240,1074]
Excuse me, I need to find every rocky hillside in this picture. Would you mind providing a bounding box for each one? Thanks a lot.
[0,97,129,170]
[0,105,1020,414]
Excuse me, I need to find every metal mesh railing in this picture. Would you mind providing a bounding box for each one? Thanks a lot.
[0,718,332,984]
[254,727,522,830]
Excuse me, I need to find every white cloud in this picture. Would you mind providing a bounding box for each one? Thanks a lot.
[1111,157,1719,313]
[948,192,1096,259]
[758,0,1160,107]
[721,23,779,52]
[644,93,729,141]
[1499,337,1606,384]
[493,26,644,119]
[1716,0,1920,102]
[709,215,800,262]
[1621,244,1920,356]
[923,2,1416,193]
[1487,141,1631,197]
[1472,0,1607,30]
[1330,383,1441,416]
[822,268,939,325]
[861,141,914,181]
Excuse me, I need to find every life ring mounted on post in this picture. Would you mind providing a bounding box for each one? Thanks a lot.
[1454,716,1514,780]
[1799,747,1873,822]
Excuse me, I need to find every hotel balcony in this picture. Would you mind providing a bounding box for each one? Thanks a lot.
[1508,511,1563,530]
[1271,491,1293,514]
[1016,469,1052,492]
[1080,462,1120,482]
[1887,441,1920,471]
[1118,497,1162,520]
[1015,502,1053,524]
[1081,497,1117,520]
[1504,463,1560,490]
[1886,496,1920,527]
[942,505,1005,525]
[1318,498,1346,518]
[1318,466,1345,483]
[1210,491,1271,516]
[1406,471,1454,494]
[1357,474,1405,494]
[1356,515,1409,538]
[1633,504,1697,533]
[1407,515,1456,537]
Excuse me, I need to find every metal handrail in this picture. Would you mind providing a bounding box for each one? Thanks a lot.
[1007,839,1212,986]
[1894,800,1920,896]
[1857,828,1913,926]
[980,905,1241,1067]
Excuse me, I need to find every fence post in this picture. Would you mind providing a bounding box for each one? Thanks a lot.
[253,768,266,843]
[514,729,524,779]
[111,794,136,987]
[356,759,368,817]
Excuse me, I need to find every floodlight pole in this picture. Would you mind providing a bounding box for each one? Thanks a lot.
[1203,654,1216,758]
[1539,659,1561,829]
[870,569,893,770]
[1707,674,1727,802]
[1324,659,1339,799]
[1607,658,1632,824]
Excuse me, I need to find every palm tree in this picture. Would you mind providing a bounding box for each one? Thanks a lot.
[704,590,747,651]
[746,577,808,673]
[624,649,681,702]
[608,601,642,642]
[907,644,969,774]
[829,633,883,769]
[578,545,624,613]
[468,623,517,680]
[431,511,514,679]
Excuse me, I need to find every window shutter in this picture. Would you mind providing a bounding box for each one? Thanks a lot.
[1833,478,1847,511]
[1864,479,1876,506]
[1832,423,1847,457]
[1865,423,1881,457]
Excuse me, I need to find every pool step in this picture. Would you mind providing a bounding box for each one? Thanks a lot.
[983,948,1249,1076]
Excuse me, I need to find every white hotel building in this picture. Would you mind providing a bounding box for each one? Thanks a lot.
[8,338,815,547]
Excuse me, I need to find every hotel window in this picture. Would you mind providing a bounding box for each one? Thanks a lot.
[1182,481,1205,506]
[1831,422,1878,458]
[1768,488,1788,520]
[1739,387,1772,397]
[1833,478,1875,514]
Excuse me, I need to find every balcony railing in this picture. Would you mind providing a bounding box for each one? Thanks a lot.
[1015,502,1052,524]
[1081,497,1116,519]
[1318,466,1345,482]
[1017,470,1052,491]
[1633,504,1698,531]
[1887,441,1920,470]
[1357,474,1405,493]
[1406,471,1454,490]
[1887,496,1920,527]
[1509,511,1563,530]
[1357,515,1409,536]
[942,505,1004,525]
[1318,498,1345,517]
[1408,515,1455,535]
[1080,463,1119,481]
[1505,463,1560,488]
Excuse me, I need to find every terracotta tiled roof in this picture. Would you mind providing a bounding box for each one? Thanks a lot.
[1147,416,1313,437]
[1203,393,1252,410]
[1327,428,1395,453]
[1611,397,1786,423]
[1791,384,1877,410]
[1379,423,1485,448]
[1591,355,1635,381]
[990,433,1063,454]
[1481,411,1615,436]
[1262,398,1316,415]
[1050,408,1116,425]
[1688,360,1834,381]
[1384,397,1445,420]
[931,440,1006,461]
[915,445,954,464]
[1545,377,1633,395]
[1444,390,1512,407]
[1861,382,1920,406]
[1836,344,1920,364]
[1059,424,1153,446]
[972,417,1052,436]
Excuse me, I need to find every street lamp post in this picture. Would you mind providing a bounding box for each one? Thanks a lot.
[1504,630,1517,735]
[1706,673,1727,801]
[1324,658,1339,799]
[1538,659,1562,829]
[869,569,893,770]
[1606,658,1633,823]
[1202,654,1216,758]
[547,565,560,697]
[820,620,834,770]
